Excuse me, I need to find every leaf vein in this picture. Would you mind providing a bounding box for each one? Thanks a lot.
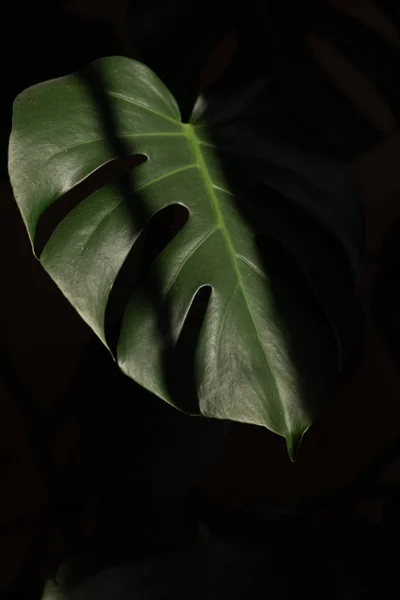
[106,91,180,124]
[212,184,235,198]
[237,254,266,280]
[163,227,220,299]
[48,132,185,163]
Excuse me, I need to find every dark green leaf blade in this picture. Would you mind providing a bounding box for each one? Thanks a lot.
[193,80,363,372]
[9,56,339,448]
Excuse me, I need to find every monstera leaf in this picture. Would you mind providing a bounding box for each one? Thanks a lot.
[9,56,348,457]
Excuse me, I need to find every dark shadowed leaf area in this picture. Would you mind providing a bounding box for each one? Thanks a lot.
[8,56,361,458]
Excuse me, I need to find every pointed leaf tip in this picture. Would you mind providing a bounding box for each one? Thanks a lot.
[286,430,306,462]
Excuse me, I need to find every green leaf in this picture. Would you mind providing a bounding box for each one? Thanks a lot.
[194,79,363,370]
[9,56,341,451]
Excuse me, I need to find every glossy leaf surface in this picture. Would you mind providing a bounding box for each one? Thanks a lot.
[9,57,342,454]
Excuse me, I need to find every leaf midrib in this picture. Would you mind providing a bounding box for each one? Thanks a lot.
[185,124,279,414]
